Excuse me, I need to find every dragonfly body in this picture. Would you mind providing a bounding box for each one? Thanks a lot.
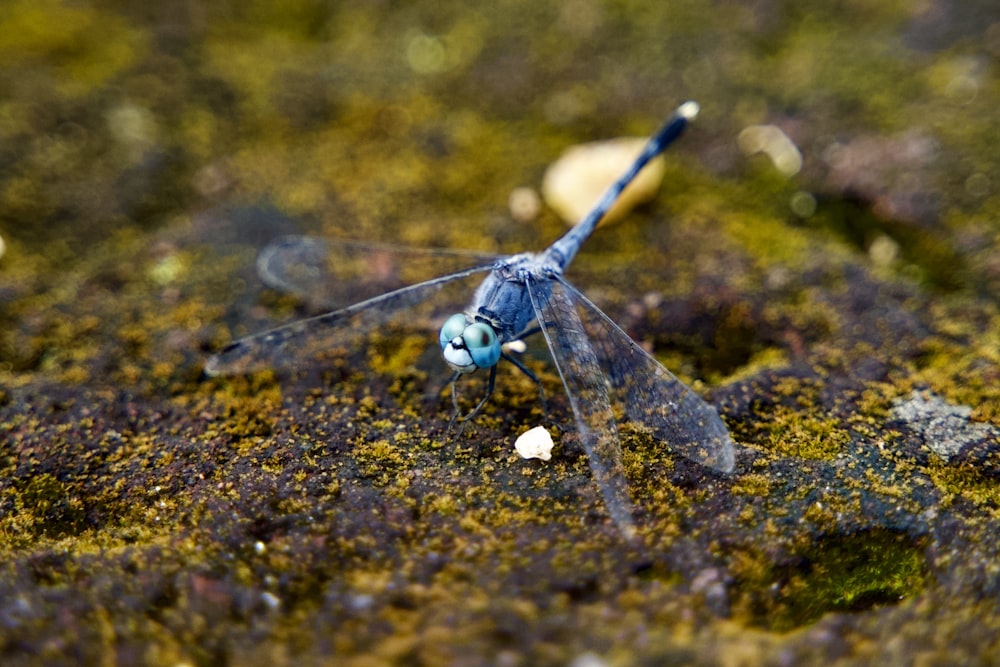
[440,101,698,384]
[207,101,735,538]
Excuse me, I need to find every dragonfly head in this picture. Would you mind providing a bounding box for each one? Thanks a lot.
[439,313,501,373]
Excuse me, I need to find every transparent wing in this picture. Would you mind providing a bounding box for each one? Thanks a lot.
[527,275,637,538]
[206,264,493,376]
[256,235,503,311]
[553,275,735,473]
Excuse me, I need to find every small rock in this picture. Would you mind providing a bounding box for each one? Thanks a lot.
[738,124,803,176]
[514,426,554,461]
[889,390,998,461]
[542,137,666,226]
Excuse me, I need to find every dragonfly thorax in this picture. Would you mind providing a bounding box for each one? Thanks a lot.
[468,253,555,343]
[439,313,501,373]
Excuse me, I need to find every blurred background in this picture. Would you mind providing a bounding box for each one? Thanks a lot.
[2,0,997,274]
[3,0,998,383]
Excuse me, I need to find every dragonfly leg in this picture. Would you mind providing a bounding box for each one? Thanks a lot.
[515,325,542,340]
[502,352,548,415]
[449,371,463,416]
[451,365,498,425]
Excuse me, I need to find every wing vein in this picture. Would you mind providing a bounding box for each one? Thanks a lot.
[552,274,735,473]
[206,264,494,376]
[527,275,637,537]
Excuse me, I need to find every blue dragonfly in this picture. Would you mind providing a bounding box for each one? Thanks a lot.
[206,102,735,537]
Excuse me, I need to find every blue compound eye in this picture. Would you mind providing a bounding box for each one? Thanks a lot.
[439,314,468,350]
[463,322,501,368]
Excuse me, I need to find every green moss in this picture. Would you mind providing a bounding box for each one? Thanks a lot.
[352,437,407,481]
[0,0,146,94]
[739,376,853,461]
[925,462,1000,515]
[732,530,930,632]
[766,409,851,460]
[1,0,999,664]
[731,473,774,498]
[214,376,284,438]
[910,314,1000,422]
[12,473,87,539]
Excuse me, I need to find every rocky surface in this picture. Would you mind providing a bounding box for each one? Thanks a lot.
[1,1,998,664]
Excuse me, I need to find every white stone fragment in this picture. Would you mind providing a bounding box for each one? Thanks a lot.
[502,339,527,354]
[542,136,667,226]
[514,426,554,461]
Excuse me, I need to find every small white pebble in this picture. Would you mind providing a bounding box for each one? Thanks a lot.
[738,124,803,176]
[348,594,374,612]
[514,426,554,461]
[502,339,527,354]
[868,233,900,267]
[569,652,610,667]
[508,186,542,223]
[254,541,267,555]
[260,591,281,612]
[542,136,667,226]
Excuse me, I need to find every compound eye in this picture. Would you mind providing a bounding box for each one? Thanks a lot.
[463,322,501,368]
[439,314,468,350]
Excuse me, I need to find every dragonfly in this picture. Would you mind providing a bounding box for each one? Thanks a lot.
[206,101,736,538]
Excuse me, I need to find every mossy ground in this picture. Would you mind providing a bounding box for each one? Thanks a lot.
[2,1,999,665]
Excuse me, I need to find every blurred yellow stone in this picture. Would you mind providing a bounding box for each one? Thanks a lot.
[542,137,666,226]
